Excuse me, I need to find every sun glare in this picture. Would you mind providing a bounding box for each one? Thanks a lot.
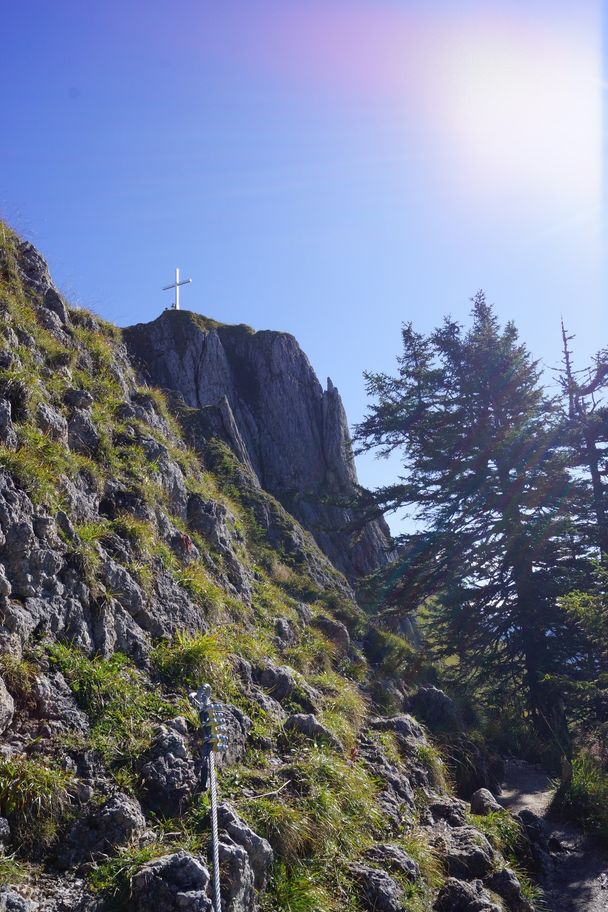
[428,17,602,204]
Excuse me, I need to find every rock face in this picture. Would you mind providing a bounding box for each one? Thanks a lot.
[124,310,392,579]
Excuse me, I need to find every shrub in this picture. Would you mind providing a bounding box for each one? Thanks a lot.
[284,629,336,676]
[0,428,83,507]
[311,672,367,751]
[111,514,157,555]
[468,809,522,857]
[286,747,382,858]
[0,855,28,885]
[416,743,448,791]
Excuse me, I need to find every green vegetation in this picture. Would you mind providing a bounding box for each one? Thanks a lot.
[363,626,416,678]
[88,843,169,909]
[0,428,97,509]
[241,745,383,871]
[0,755,72,850]
[468,809,522,858]
[48,645,178,783]
[554,751,608,841]
[469,809,541,904]
[151,629,229,691]
[261,862,337,912]
[416,743,448,791]
[0,855,29,886]
[0,653,38,705]
[311,671,367,751]
[355,295,608,779]
[0,221,556,911]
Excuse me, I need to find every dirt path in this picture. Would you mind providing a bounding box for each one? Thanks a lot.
[500,760,608,912]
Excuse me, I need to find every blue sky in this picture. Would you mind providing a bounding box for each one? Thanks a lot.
[1,1,604,528]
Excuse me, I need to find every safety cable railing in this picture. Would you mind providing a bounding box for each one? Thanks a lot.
[189,684,228,912]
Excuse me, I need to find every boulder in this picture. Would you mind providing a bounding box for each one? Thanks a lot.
[63,388,94,410]
[140,721,198,814]
[357,735,416,820]
[364,844,419,881]
[36,403,68,442]
[131,850,212,912]
[515,809,552,873]
[274,616,297,646]
[369,714,426,746]
[218,840,256,912]
[186,494,252,599]
[217,803,273,891]
[348,863,405,912]
[484,867,534,912]
[43,287,68,325]
[284,713,343,751]
[439,826,496,879]
[0,400,16,450]
[216,704,252,769]
[434,878,502,912]
[67,409,100,455]
[428,796,468,828]
[408,686,462,733]
[0,565,11,598]
[0,816,10,852]
[470,788,502,816]
[253,662,319,712]
[313,615,350,650]
[30,672,89,736]
[59,792,146,865]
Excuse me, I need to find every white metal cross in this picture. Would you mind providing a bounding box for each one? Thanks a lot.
[162,267,192,311]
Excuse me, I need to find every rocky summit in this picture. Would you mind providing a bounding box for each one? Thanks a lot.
[124,309,393,580]
[0,225,536,912]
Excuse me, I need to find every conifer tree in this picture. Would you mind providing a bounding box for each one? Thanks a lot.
[357,294,581,741]
[558,323,608,557]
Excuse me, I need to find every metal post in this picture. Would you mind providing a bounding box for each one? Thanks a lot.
[189,684,228,912]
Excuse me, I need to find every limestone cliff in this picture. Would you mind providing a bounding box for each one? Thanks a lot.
[124,310,392,580]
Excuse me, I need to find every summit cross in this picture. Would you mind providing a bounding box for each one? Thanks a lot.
[162,267,192,310]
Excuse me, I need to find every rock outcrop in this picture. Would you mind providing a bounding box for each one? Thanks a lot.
[124,310,392,579]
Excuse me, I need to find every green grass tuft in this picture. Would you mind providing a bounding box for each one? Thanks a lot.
[0,755,72,850]
[151,630,229,692]
[554,750,608,842]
